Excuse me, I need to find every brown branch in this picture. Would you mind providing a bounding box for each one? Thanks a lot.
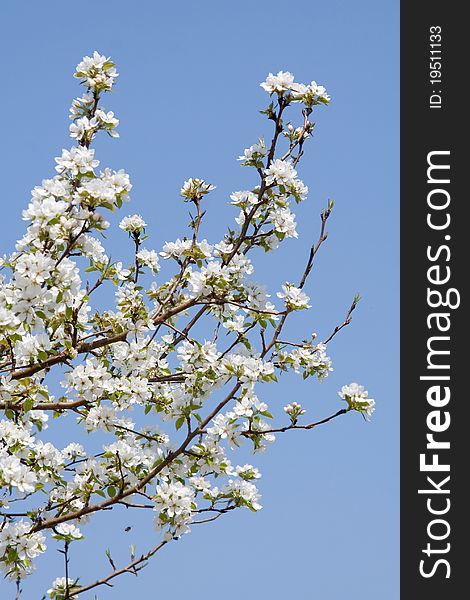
[242,408,349,436]
[323,295,359,345]
[8,297,198,381]
[0,398,89,413]
[264,203,333,355]
[30,380,243,534]
[72,540,168,596]
[223,97,287,264]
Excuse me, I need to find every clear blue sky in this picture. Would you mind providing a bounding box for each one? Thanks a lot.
[0,1,399,598]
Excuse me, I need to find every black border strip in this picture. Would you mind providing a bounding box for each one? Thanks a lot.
[400,4,466,597]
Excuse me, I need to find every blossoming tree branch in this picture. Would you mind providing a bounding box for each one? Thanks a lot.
[0,52,375,598]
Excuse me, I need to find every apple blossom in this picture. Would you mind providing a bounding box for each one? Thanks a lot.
[260,70,295,94]
[277,282,311,310]
[339,383,376,420]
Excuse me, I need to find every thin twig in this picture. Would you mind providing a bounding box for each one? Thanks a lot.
[242,408,349,437]
[72,540,168,596]
[323,295,359,345]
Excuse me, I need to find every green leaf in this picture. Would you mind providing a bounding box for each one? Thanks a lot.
[38,390,49,400]
[23,398,34,413]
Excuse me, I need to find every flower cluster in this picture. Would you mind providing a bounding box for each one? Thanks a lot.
[74,51,118,91]
[238,138,268,167]
[119,214,147,232]
[284,401,306,425]
[339,383,376,420]
[277,342,332,380]
[0,521,46,579]
[180,178,216,201]
[277,283,311,310]
[47,577,78,600]
[261,70,330,105]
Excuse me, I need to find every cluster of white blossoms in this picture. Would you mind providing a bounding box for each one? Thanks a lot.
[277,341,333,380]
[238,138,268,166]
[284,401,306,425]
[0,54,373,596]
[0,521,46,579]
[119,214,147,232]
[180,178,216,201]
[53,523,83,542]
[339,383,376,420]
[74,51,118,90]
[260,70,331,105]
[277,283,311,310]
[47,577,78,600]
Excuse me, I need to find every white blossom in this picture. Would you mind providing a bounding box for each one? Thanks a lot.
[339,383,375,419]
[264,159,298,186]
[137,248,160,272]
[180,178,215,200]
[69,116,98,141]
[119,214,147,232]
[238,139,268,164]
[55,147,99,176]
[54,523,83,541]
[47,577,78,599]
[270,206,298,238]
[74,51,118,90]
[260,71,295,94]
[277,283,311,309]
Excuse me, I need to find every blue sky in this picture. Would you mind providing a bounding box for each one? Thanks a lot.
[1,1,399,598]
